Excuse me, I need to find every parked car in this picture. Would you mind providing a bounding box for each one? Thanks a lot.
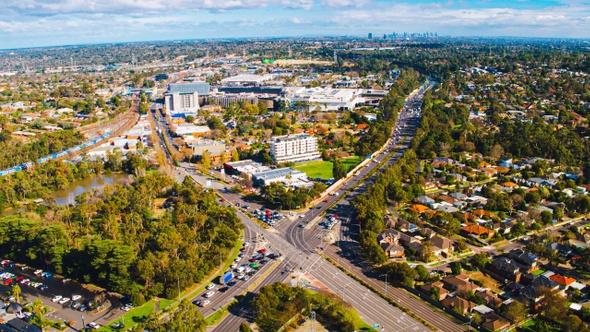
[71,301,81,309]
[52,295,63,303]
[71,295,82,301]
[206,284,215,290]
[87,322,101,329]
[59,297,70,305]
[204,291,215,298]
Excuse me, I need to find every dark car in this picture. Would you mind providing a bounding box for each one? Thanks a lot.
[227,281,237,286]
[219,286,229,292]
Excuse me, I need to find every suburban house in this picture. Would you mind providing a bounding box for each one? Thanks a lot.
[442,274,478,293]
[419,281,449,301]
[520,285,544,309]
[507,249,539,273]
[440,295,477,315]
[461,223,495,239]
[475,289,503,309]
[487,257,522,282]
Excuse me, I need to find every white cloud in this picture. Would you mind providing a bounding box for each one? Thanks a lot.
[1,0,590,48]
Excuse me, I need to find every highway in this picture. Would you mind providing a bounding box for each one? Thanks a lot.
[159,82,462,331]
[274,83,466,332]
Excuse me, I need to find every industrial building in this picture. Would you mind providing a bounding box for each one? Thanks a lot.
[270,134,321,163]
[288,87,365,111]
[190,139,228,163]
[224,159,270,177]
[252,167,310,188]
[170,124,210,137]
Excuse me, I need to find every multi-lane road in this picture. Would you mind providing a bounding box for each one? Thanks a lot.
[159,82,465,331]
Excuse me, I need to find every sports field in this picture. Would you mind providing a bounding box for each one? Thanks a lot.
[293,156,362,180]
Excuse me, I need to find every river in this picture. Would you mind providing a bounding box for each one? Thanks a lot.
[52,173,130,206]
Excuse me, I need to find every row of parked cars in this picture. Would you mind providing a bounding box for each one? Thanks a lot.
[319,214,340,230]
[0,271,49,291]
[253,209,284,226]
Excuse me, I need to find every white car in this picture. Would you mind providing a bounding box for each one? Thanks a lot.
[206,284,215,290]
[204,291,215,298]
[71,295,82,301]
[237,274,245,280]
[120,306,131,312]
[59,297,70,305]
[243,242,249,247]
[52,295,62,302]
[88,322,101,329]
[234,257,241,262]
[34,269,43,276]
[201,300,211,307]
[230,263,238,269]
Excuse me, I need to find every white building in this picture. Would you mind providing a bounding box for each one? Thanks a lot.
[165,91,199,115]
[164,83,210,116]
[270,134,321,163]
[170,124,211,137]
[221,74,275,86]
[288,87,365,111]
[252,167,310,187]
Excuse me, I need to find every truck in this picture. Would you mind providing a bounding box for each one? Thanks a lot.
[219,271,233,285]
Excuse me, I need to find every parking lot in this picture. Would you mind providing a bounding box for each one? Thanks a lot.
[0,261,125,331]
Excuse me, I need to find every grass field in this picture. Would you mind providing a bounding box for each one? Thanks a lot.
[294,160,333,179]
[293,156,362,180]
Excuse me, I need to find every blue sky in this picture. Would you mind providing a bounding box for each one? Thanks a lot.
[0,0,589,49]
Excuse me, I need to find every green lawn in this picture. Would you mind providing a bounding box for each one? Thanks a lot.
[293,156,362,180]
[531,269,545,276]
[341,156,362,172]
[294,160,333,179]
[99,300,155,332]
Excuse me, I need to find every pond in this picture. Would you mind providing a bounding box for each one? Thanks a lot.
[51,173,130,206]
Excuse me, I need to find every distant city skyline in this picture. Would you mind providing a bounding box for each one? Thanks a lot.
[1,0,590,49]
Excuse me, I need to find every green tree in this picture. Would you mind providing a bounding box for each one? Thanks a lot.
[541,210,553,225]
[156,299,206,332]
[503,301,527,324]
[450,262,462,275]
[201,150,211,170]
[561,314,583,332]
[332,159,346,181]
[456,239,467,253]
[332,158,347,181]
[239,322,254,332]
[11,284,21,303]
[416,265,429,281]
[471,253,489,270]
[231,149,240,162]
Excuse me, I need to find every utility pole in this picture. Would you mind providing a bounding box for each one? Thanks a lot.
[380,273,389,298]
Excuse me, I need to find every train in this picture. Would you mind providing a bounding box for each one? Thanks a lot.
[0,133,110,177]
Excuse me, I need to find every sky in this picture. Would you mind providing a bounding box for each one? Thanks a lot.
[1,0,590,49]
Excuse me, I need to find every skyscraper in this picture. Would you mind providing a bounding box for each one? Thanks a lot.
[368,33,373,39]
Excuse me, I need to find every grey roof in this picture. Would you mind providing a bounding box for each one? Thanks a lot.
[6,302,22,314]
[532,276,560,289]
[168,83,210,95]
[253,167,305,181]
